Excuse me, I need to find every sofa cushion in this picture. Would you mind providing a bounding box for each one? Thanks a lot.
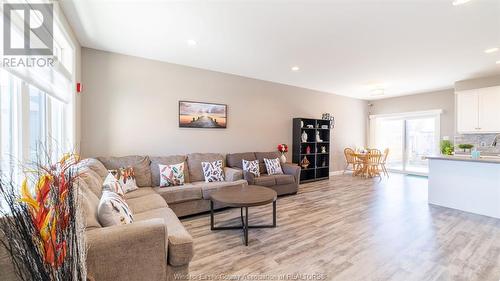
[187,153,224,182]
[79,168,104,198]
[134,208,194,266]
[150,155,190,185]
[127,194,168,214]
[255,152,280,174]
[97,155,152,187]
[253,174,276,187]
[75,178,101,229]
[193,179,247,199]
[274,174,295,185]
[79,158,108,179]
[154,185,203,204]
[123,187,156,199]
[226,152,256,169]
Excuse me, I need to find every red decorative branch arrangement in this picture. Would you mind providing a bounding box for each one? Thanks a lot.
[0,152,86,281]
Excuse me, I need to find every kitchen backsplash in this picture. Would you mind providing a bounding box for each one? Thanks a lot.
[454,134,500,154]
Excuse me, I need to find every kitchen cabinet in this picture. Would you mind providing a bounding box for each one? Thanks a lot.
[456,86,500,133]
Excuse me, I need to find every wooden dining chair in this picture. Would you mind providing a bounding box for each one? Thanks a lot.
[367,149,382,178]
[380,148,390,177]
[343,148,361,175]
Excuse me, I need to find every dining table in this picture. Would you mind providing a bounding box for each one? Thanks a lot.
[352,152,375,178]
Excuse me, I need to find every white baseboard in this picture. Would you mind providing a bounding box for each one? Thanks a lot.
[329,170,344,176]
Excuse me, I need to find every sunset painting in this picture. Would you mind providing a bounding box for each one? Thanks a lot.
[179,101,227,128]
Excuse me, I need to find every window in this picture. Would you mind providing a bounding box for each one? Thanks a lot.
[0,2,76,175]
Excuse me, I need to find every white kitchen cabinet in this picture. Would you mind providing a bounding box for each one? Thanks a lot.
[456,86,500,134]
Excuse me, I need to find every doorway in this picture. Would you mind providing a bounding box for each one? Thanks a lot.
[369,110,441,175]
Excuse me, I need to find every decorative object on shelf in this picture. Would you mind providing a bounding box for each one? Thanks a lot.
[179,101,227,128]
[306,124,314,129]
[321,146,327,153]
[321,159,327,167]
[306,146,311,154]
[316,131,322,142]
[300,120,304,128]
[301,131,308,142]
[440,140,454,156]
[0,151,87,281]
[300,156,310,169]
[321,125,329,129]
[277,143,288,163]
[321,113,335,129]
[458,143,474,153]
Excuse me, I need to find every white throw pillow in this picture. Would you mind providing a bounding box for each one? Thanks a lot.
[109,167,138,193]
[264,158,284,175]
[159,163,185,187]
[201,160,225,182]
[102,172,125,196]
[242,159,260,177]
[97,190,134,227]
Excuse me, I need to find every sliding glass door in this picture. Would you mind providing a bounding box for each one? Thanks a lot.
[370,111,440,175]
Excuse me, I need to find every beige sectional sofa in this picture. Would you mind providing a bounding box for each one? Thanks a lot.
[77,153,247,281]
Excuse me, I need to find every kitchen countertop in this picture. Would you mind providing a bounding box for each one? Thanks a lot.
[426,154,500,164]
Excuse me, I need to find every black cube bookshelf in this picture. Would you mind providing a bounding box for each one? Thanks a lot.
[292,118,331,183]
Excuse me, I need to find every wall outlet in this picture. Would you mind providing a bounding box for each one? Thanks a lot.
[480,141,487,147]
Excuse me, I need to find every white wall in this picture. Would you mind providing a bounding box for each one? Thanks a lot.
[81,48,367,172]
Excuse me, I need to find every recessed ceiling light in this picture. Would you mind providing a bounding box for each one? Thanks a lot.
[291,66,300,72]
[187,39,197,47]
[496,60,500,64]
[452,0,472,6]
[484,47,499,54]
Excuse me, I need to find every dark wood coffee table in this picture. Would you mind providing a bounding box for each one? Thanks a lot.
[210,185,277,246]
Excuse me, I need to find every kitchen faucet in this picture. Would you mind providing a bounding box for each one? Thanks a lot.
[492,134,500,147]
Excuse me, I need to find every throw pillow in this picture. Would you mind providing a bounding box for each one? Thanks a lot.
[264,158,284,175]
[159,163,185,187]
[102,172,125,197]
[109,167,138,193]
[242,159,260,177]
[97,190,134,226]
[201,160,225,182]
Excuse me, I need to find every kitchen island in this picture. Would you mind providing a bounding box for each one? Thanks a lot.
[427,155,500,218]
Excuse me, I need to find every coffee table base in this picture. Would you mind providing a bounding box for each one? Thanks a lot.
[210,200,276,246]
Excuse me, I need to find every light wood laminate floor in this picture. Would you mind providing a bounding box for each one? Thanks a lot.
[181,174,500,281]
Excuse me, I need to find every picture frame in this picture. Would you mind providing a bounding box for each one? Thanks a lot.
[179,101,227,128]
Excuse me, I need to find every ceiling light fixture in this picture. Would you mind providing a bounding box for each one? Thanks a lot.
[187,39,197,47]
[484,47,499,54]
[496,60,500,65]
[452,0,472,6]
[291,66,300,72]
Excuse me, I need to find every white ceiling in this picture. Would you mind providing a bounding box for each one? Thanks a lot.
[60,0,500,100]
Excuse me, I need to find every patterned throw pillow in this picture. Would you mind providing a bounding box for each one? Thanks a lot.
[109,167,138,193]
[102,172,125,197]
[264,158,284,175]
[97,190,134,227]
[159,163,185,187]
[242,159,260,177]
[201,160,225,182]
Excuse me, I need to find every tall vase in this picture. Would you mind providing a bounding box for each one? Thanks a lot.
[280,153,287,164]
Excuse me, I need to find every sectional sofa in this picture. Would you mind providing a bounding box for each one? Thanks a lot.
[0,152,300,281]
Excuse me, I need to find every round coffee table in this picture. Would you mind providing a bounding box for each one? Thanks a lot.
[210,185,277,246]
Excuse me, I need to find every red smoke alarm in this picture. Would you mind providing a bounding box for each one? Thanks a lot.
[76,83,83,93]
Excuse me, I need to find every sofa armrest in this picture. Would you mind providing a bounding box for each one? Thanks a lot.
[282,163,301,183]
[86,219,168,281]
[243,170,256,184]
[224,167,243,181]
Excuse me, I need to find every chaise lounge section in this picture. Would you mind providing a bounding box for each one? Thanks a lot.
[226,152,300,195]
